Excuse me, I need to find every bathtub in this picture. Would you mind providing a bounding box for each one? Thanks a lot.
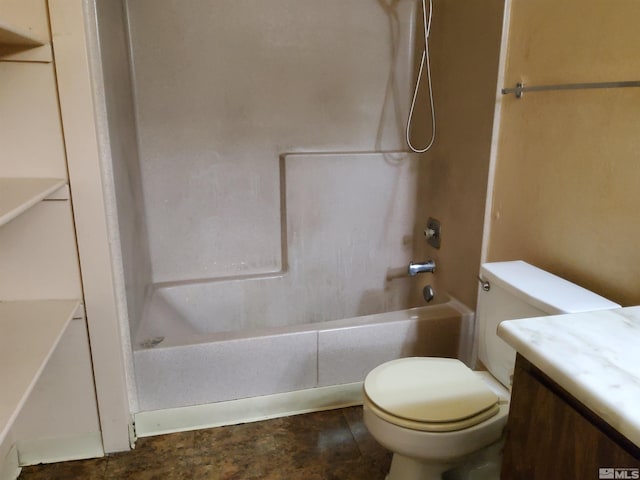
[133,286,473,414]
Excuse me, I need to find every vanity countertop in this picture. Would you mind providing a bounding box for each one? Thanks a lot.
[498,306,640,449]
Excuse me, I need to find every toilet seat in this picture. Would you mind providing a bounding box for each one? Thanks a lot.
[363,357,500,432]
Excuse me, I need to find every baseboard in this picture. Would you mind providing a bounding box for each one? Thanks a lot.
[17,432,104,466]
[134,382,363,438]
[0,445,20,480]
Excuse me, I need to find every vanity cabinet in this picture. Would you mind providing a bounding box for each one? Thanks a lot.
[501,355,640,479]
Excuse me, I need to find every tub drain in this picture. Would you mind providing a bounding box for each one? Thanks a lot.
[140,336,165,348]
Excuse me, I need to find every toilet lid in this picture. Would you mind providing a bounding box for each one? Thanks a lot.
[364,357,499,425]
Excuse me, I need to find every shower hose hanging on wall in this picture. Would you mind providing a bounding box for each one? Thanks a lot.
[406,0,436,153]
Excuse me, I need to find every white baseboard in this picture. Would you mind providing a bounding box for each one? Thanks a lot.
[17,432,104,466]
[134,382,363,438]
[0,445,20,480]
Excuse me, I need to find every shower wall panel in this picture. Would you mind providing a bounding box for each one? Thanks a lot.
[125,0,416,284]
[145,153,423,334]
[95,0,152,338]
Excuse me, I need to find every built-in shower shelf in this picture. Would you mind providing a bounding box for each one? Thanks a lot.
[0,178,67,227]
[0,299,80,445]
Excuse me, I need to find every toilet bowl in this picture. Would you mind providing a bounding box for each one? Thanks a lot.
[363,261,620,480]
[363,358,509,479]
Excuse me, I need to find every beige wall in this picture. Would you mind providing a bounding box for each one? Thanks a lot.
[487,0,640,306]
[416,0,505,309]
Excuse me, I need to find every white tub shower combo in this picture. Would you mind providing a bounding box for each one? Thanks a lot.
[92,0,473,428]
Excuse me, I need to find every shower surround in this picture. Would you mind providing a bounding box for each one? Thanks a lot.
[94,0,470,415]
[133,151,471,411]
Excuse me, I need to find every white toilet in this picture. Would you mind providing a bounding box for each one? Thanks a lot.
[363,261,620,480]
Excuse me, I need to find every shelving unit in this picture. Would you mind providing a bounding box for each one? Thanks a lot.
[0,300,80,445]
[0,177,66,226]
[0,4,96,471]
[0,163,72,445]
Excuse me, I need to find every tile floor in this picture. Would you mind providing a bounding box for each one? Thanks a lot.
[18,407,392,479]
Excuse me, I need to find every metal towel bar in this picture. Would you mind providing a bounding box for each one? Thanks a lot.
[502,80,640,98]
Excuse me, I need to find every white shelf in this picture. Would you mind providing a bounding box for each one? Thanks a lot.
[0,18,50,62]
[0,18,44,49]
[0,299,80,445]
[0,178,67,227]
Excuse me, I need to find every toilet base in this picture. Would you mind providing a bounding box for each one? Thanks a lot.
[387,453,450,480]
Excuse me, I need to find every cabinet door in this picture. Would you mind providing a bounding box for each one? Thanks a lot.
[502,356,640,479]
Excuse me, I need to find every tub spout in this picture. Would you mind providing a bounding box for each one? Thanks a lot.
[408,260,436,276]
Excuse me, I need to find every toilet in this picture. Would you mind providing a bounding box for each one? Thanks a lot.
[363,261,620,480]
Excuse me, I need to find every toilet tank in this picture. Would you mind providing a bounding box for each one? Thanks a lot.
[477,261,619,388]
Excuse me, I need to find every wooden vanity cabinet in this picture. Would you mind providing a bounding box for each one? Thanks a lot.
[501,355,640,479]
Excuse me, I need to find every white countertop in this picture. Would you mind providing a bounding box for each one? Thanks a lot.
[498,306,640,448]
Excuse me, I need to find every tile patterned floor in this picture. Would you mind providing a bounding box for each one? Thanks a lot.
[18,407,392,479]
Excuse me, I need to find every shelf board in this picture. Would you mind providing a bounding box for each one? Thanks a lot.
[0,18,50,61]
[0,299,80,445]
[0,18,44,48]
[0,178,67,227]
